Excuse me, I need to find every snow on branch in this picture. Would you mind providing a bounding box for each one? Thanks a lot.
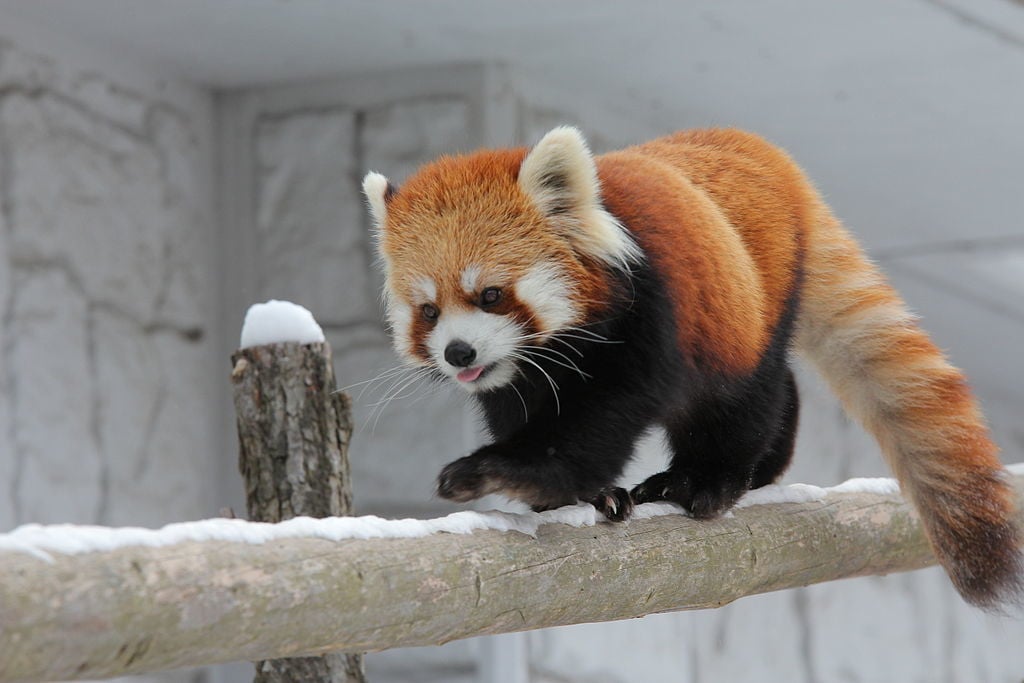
[3,471,1022,683]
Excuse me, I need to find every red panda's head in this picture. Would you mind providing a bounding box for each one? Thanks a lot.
[362,126,640,392]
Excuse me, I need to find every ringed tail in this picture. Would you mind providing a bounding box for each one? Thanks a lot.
[796,206,1023,609]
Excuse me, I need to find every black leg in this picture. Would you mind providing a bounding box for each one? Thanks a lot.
[750,368,799,488]
[632,364,796,519]
[436,404,647,520]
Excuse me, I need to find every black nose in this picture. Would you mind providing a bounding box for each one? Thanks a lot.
[444,340,477,368]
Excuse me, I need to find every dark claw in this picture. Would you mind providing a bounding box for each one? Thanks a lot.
[631,471,687,506]
[589,486,634,522]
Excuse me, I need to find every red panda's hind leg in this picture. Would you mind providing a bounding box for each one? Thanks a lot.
[632,363,799,519]
[750,368,800,488]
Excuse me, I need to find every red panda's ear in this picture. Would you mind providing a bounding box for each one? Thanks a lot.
[362,171,395,229]
[519,126,599,217]
[519,127,640,269]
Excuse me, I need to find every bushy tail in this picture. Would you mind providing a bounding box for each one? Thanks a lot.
[796,209,1022,608]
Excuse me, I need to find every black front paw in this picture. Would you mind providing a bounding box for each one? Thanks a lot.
[437,454,499,503]
[631,471,745,520]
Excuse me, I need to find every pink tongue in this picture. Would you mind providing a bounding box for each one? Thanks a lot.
[457,366,484,382]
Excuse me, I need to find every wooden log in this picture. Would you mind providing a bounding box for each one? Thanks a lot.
[2,474,1021,683]
[231,341,365,683]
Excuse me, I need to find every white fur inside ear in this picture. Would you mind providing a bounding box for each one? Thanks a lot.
[519,126,597,213]
[362,171,391,227]
[519,126,641,270]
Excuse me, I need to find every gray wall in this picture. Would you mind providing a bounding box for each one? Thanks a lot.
[0,35,222,530]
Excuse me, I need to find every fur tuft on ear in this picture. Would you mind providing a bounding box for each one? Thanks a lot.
[362,171,394,227]
[519,127,641,269]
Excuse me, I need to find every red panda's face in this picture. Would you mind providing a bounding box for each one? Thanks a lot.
[362,127,640,393]
[382,262,580,391]
[373,152,584,392]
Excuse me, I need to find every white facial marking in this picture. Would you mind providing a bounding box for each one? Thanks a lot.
[515,262,578,335]
[460,265,482,295]
[411,276,437,303]
[384,292,416,361]
[427,308,524,392]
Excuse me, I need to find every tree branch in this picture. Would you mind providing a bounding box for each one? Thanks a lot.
[3,473,1020,682]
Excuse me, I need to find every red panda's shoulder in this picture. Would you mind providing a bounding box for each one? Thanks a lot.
[595,150,771,375]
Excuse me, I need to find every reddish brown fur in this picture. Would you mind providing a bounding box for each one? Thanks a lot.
[798,207,1020,608]
[591,130,809,375]
[595,154,760,372]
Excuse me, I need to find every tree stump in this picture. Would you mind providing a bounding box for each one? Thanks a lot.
[231,341,366,683]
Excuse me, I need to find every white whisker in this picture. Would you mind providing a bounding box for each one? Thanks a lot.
[368,369,434,434]
[520,345,591,380]
[340,365,419,402]
[509,351,561,416]
[509,381,529,423]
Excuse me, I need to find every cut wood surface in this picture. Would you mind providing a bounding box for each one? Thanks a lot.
[3,473,1021,683]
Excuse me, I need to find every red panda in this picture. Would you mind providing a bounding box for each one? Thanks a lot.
[362,126,1021,609]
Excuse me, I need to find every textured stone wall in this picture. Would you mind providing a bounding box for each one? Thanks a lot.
[0,39,220,532]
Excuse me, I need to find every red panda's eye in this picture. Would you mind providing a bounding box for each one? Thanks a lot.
[421,303,440,321]
[480,287,502,307]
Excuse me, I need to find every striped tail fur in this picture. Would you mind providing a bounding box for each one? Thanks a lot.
[796,208,1022,609]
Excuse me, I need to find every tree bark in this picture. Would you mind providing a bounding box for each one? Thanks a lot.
[231,341,366,683]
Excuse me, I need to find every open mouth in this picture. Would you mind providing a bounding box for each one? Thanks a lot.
[456,364,492,384]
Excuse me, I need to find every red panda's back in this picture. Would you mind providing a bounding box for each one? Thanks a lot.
[596,129,813,376]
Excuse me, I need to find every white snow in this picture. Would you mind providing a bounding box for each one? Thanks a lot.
[0,505,602,562]
[2,467,1017,561]
[734,483,829,508]
[826,477,902,496]
[239,299,325,349]
[731,477,902,510]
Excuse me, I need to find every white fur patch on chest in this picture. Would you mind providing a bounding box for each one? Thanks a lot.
[515,262,578,334]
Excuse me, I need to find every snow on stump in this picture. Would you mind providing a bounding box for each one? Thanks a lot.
[232,300,365,683]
